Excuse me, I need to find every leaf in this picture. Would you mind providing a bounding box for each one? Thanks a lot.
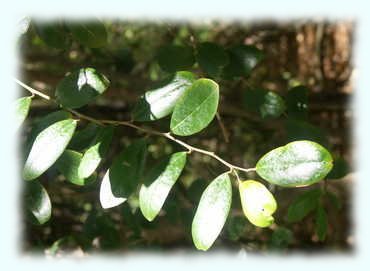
[33,20,70,49]
[239,180,277,227]
[286,85,308,120]
[226,215,247,241]
[14,96,32,130]
[315,205,328,241]
[157,45,195,72]
[132,71,195,121]
[139,152,187,221]
[327,157,349,179]
[191,172,232,251]
[196,42,229,78]
[78,126,114,178]
[186,178,208,203]
[244,89,285,118]
[327,191,342,210]
[287,188,322,222]
[67,123,99,151]
[285,119,329,147]
[55,150,96,186]
[25,181,52,225]
[55,67,110,109]
[66,19,107,48]
[269,227,294,249]
[256,141,333,187]
[23,119,77,180]
[170,79,219,136]
[100,139,147,209]
[222,45,263,78]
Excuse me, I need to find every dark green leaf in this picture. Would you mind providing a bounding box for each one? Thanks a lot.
[33,20,70,49]
[196,42,229,78]
[315,205,328,241]
[286,85,308,120]
[226,215,247,241]
[256,141,333,187]
[78,126,114,178]
[55,149,96,186]
[285,119,329,147]
[23,119,77,180]
[287,188,322,222]
[67,19,107,48]
[327,157,349,179]
[100,139,147,208]
[222,45,263,78]
[55,67,110,109]
[170,78,219,136]
[25,181,52,225]
[67,123,99,151]
[132,71,195,121]
[327,191,342,210]
[186,178,207,203]
[269,227,294,249]
[157,45,195,72]
[192,172,232,251]
[139,152,187,221]
[15,96,32,130]
[244,89,286,118]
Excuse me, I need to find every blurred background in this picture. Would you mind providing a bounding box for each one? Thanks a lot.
[18,19,354,256]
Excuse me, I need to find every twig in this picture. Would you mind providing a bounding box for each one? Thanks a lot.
[14,78,257,174]
[216,112,230,143]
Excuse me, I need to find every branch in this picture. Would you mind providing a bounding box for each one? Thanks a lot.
[14,78,256,174]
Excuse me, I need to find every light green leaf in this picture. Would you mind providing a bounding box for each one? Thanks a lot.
[66,19,107,48]
[132,71,195,121]
[239,180,277,228]
[55,67,109,109]
[14,96,32,130]
[33,20,70,49]
[256,140,333,187]
[192,172,232,251]
[23,119,77,180]
[78,126,114,178]
[170,79,219,136]
[55,150,96,186]
[196,42,229,78]
[157,45,195,72]
[315,205,328,241]
[287,188,321,222]
[99,169,126,209]
[25,181,52,225]
[139,152,187,221]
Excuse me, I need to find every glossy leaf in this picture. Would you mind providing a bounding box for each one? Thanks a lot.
[25,181,52,225]
[287,188,321,222]
[66,19,107,48]
[327,157,349,179]
[157,45,195,72]
[55,67,110,109]
[14,96,32,130]
[68,123,99,151]
[23,119,77,180]
[196,42,229,78]
[132,71,195,121]
[315,205,328,241]
[100,139,147,209]
[286,85,308,120]
[244,89,285,118]
[285,119,329,147]
[192,172,232,251]
[256,141,333,187]
[170,79,219,136]
[139,152,187,221]
[78,126,114,178]
[33,20,70,49]
[239,180,277,228]
[55,150,96,186]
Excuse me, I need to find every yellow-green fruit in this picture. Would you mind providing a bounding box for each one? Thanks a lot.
[239,180,277,227]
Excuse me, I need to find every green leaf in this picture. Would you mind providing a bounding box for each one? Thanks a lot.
[66,19,107,48]
[139,152,187,221]
[192,172,232,251]
[55,67,110,109]
[315,205,328,241]
[239,180,277,228]
[327,191,342,210]
[33,20,70,49]
[25,181,52,225]
[67,123,99,151]
[23,119,77,180]
[132,71,195,121]
[186,178,208,203]
[99,139,147,209]
[222,45,263,78]
[285,119,329,147]
[327,157,349,179]
[196,42,229,78]
[269,227,294,249]
[157,45,195,72]
[226,215,247,241]
[244,89,285,118]
[170,79,219,136]
[286,85,308,120]
[55,150,96,186]
[78,126,114,178]
[256,140,333,187]
[287,188,322,222]
[14,96,32,130]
